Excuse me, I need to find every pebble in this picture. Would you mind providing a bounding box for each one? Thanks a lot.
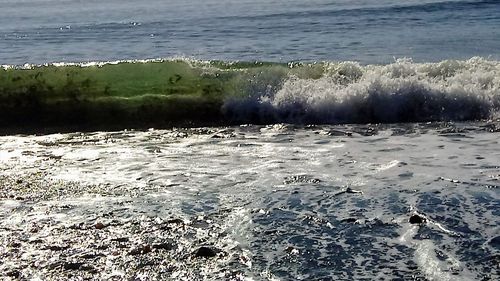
[95,222,105,229]
[341,218,357,223]
[63,262,84,270]
[194,246,219,258]
[409,214,426,224]
[6,270,21,278]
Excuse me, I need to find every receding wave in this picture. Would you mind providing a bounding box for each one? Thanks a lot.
[1,57,499,132]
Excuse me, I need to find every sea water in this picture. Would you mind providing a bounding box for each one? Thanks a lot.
[1,0,500,64]
[0,0,499,280]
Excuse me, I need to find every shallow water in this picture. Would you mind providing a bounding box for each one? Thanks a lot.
[1,122,498,280]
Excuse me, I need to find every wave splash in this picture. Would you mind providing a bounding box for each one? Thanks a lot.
[224,58,500,124]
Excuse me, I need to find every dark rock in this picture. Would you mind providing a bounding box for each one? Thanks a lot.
[6,270,20,278]
[194,246,219,258]
[143,245,152,253]
[63,262,94,271]
[95,222,105,229]
[409,214,426,224]
[63,262,85,270]
[341,218,357,223]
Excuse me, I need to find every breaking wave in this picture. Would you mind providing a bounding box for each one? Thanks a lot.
[224,57,500,124]
[1,57,499,132]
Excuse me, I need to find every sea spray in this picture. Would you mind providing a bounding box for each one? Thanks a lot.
[224,58,500,124]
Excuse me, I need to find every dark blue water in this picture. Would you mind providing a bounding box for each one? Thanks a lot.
[1,0,500,65]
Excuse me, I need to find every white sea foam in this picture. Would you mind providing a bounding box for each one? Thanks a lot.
[224,58,500,124]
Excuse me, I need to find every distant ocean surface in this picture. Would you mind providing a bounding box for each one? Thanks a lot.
[0,1,499,281]
[1,0,500,65]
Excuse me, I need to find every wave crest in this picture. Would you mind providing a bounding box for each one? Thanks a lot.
[223,58,500,124]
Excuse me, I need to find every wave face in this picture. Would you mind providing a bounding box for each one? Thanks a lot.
[224,58,500,124]
[1,58,499,131]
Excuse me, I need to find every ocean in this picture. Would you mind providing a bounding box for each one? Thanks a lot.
[0,0,499,280]
[2,0,500,64]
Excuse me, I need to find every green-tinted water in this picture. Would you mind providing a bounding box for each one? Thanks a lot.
[0,60,309,130]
